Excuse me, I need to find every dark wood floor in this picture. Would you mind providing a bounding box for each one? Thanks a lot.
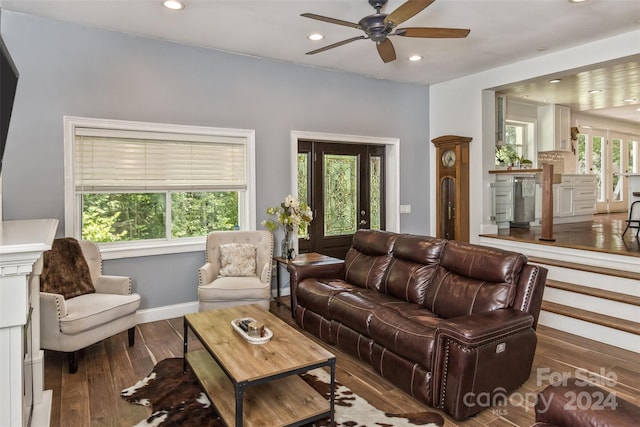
[482,213,640,257]
[44,301,640,427]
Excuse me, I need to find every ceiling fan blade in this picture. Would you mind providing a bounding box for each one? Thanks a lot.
[301,13,360,29]
[394,27,470,38]
[377,38,396,63]
[306,36,367,55]
[384,0,435,27]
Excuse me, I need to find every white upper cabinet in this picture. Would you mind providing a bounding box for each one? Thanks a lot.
[538,104,571,152]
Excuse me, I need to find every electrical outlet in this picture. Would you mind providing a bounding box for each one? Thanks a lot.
[400,204,411,214]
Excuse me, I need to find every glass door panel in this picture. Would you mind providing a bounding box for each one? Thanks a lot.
[590,134,606,212]
[369,155,382,230]
[323,154,358,237]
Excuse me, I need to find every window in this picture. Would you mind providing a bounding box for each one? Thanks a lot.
[64,117,256,258]
[496,119,535,166]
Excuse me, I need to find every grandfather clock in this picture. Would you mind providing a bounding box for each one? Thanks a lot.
[432,135,472,242]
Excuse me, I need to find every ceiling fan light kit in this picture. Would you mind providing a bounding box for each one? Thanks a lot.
[301,0,469,63]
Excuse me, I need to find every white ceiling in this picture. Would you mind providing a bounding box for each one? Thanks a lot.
[2,0,640,123]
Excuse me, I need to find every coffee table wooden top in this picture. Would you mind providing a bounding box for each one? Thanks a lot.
[185,304,334,383]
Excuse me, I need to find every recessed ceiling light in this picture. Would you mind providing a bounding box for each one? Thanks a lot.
[623,98,637,102]
[588,89,602,94]
[308,33,324,41]
[522,95,529,99]
[548,79,562,84]
[569,0,588,3]
[163,0,185,10]
[408,55,423,62]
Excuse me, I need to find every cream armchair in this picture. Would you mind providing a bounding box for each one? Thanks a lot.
[198,230,274,311]
[39,239,141,373]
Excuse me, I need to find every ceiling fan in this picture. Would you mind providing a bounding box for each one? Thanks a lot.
[301,0,470,63]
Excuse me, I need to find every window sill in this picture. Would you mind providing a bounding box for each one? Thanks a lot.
[98,237,206,260]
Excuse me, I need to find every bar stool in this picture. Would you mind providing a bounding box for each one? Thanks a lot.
[622,191,640,238]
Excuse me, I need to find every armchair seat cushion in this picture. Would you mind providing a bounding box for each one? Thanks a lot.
[61,292,141,335]
[198,276,270,302]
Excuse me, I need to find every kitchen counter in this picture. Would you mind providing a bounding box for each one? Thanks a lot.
[488,168,542,174]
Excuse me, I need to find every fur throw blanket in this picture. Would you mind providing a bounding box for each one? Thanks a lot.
[41,237,95,299]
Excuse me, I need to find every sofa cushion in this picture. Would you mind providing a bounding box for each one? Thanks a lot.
[368,306,436,369]
[328,292,379,336]
[344,230,397,291]
[423,266,516,319]
[378,235,444,304]
[439,240,526,285]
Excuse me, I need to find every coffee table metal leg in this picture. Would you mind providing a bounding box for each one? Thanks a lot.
[329,358,336,426]
[235,382,246,427]
[183,319,188,374]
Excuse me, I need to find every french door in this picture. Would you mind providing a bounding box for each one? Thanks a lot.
[578,130,638,213]
[297,140,385,259]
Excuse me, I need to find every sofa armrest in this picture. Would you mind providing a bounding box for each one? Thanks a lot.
[94,275,131,295]
[432,309,538,420]
[288,261,345,284]
[435,309,534,346]
[288,262,345,312]
[198,262,218,287]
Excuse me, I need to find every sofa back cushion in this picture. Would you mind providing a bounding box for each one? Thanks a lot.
[381,235,445,304]
[423,240,527,318]
[344,230,397,291]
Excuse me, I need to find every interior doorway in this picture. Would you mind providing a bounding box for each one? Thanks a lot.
[578,130,637,213]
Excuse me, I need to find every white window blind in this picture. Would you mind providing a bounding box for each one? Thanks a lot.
[74,127,247,192]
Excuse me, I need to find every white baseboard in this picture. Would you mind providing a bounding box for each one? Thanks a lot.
[136,301,199,324]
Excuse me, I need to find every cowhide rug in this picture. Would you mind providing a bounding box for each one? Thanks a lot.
[121,357,444,427]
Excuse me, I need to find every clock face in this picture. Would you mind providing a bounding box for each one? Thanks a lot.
[441,149,456,168]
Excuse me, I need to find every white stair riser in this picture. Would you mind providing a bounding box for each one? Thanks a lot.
[543,288,640,322]
[540,266,640,296]
[539,311,640,353]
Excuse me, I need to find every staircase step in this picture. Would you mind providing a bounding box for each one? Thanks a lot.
[546,279,640,307]
[541,301,640,335]
[529,256,640,281]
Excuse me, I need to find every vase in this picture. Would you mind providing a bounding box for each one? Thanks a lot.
[281,229,295,260]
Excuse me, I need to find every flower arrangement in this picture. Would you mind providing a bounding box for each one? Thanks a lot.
[262,195,313,260]
[261,195,313,239]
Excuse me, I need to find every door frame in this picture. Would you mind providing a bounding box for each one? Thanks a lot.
[290,131,400,234]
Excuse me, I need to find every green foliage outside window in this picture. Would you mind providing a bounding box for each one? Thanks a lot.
[81,192,238,243]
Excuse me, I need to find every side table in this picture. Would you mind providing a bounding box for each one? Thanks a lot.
[273,252,343,315]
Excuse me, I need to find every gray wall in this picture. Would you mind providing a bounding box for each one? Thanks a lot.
[1,11,430,309]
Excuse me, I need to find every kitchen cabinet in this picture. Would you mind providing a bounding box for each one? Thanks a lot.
[491,177,514,229]
[552,174,596,222]
[538,104,571,152]
[553,185,574,217]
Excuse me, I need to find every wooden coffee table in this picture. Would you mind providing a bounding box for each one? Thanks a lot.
[183,304,336,427]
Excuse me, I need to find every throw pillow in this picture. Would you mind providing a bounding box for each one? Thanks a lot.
[218,243,257,277]
[41,237,96,299]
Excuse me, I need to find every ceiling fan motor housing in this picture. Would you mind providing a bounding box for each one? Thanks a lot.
[359,14,392,42]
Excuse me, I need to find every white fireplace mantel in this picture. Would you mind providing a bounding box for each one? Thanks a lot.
[1,219,57,427]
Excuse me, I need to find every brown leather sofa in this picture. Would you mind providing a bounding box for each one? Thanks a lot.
[289,229,548,420]
[533,377,640,427]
